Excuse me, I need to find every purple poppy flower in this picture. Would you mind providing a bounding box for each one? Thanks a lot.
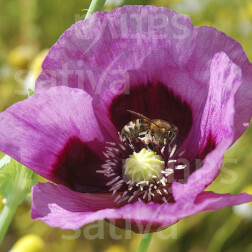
[0,6,252,233]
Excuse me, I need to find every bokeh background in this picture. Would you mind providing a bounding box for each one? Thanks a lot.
[0,0,252,251]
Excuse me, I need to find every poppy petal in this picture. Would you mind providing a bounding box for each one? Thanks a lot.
[31,182,252,233]
[0,87,110,191]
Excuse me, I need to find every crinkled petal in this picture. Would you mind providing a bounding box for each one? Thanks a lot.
[188,25,252,142]
[172,52,242,201]
[0,87,111,191]
[31,183,116,229]
[36,5,252,143]
[31,182,252,233]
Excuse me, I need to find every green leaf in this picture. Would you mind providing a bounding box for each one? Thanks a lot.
[0,156,37,245]
[0,156,37,206]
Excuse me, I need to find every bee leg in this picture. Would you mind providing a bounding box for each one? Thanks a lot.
[147,143,154,150]
[138,131,150,145]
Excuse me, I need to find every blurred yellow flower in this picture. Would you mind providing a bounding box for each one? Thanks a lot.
[10,234,45,252]
[25,49,49,93]
[242,185,252,195]
[246,1,252,19]
[29,49,49,80]
[7,45,39,68]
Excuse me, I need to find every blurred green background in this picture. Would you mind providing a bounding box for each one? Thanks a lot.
[0,0,252,251]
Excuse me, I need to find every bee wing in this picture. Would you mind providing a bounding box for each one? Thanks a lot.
[127,110,160,128]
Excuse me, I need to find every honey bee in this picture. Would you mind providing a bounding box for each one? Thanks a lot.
[121,110,178,146]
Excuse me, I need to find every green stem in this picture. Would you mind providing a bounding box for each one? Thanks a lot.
[137,233,153,252]
[85,0,106,19]
[0,204,18,245]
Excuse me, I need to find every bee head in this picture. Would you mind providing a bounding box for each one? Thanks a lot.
[164,125,178,145]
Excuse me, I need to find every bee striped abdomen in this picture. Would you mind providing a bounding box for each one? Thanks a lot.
[121,119,149,139]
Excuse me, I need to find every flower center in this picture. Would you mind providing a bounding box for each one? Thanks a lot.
[98,131,184,205]
[123,148,164,183]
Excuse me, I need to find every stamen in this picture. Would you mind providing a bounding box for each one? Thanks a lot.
[96,170,105,174]
[175,165,186,170]
[106,151,116,158]
[103,152,109,159]
[106,176,120,186]
[148,192,152,201]
[106,141,116,146]
[113,179,124,186]
[161,146,165,155]
[117,195,129,204]
[99,131,181,205]
[128,196,135,203]
[114,195,121,203]
[179,150,186,157]
[133,191,139,197]
[119,144,126,151]
[162,197,168,203]
[107,173,116,177]
[136,181,147,186]
[163,188,168,195]
[160,178,166,186]
[143,191,148,199]
[128,186,134,191]
[122,191,128,198]
[170,144,177,157]
[168,159,177,163]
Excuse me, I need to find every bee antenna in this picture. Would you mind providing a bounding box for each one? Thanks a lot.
[127,110,161,128]
[126,110,148,119]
